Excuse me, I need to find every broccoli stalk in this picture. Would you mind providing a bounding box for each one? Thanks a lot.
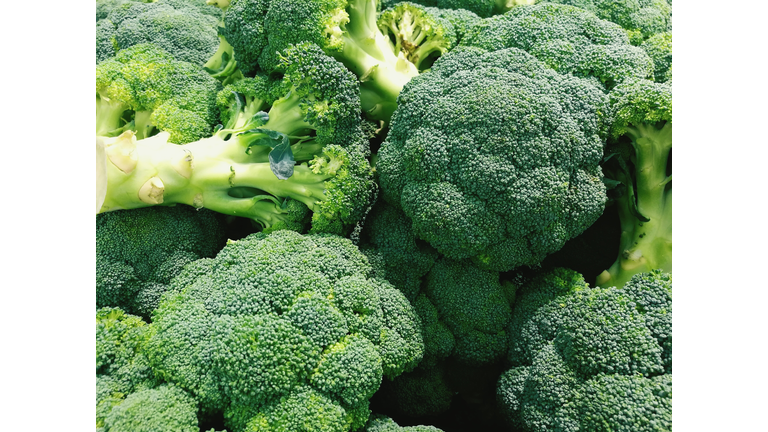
[339,0,419,121]
[597,79,672,288]
[98,126,352,232]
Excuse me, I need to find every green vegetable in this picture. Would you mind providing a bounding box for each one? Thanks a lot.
[97,43,377,235]
[145,230,424,431]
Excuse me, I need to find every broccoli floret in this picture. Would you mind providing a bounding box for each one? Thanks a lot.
[217,0,271,77]
[641,31,672,82]
[377,46,609,271]
[542,0,672,45]
[423,258,514,365]
[98,43,377,235]
[98,0,221,66]
[377,3,480,71]
[497,268,672,432]
[144,230,423,431]
[596,79,671,288]
[96,307,161,428]
[460,2,654,90]
[258,0,422,122]
[102,384,200,432]
[359,201,438,301]
[96,19,119,63]
[96,43,222,143]
[364,414,444,431]
[381,0,535,18]
[96,206,227,318]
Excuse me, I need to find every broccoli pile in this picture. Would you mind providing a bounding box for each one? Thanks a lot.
[93,1,674,430]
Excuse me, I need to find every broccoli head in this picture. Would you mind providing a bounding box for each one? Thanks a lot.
[96,0,221,66]
[101,384,200,432]
[641,31,672,83]
[364,414,444,431]
[96,206,227,318]
[497,268,672,432]
[145,230,424,431]
[96,43,222,143]
[377,46,609,271]
[460,2,655,90]
[542,0,672,45]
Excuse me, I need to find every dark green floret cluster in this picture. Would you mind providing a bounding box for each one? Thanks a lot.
[94,1,672,429]
[497,269,672,432]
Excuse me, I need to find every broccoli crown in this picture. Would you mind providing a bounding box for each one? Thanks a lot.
[498,269,672,431]
[543,0,672,45]
[96,43,222,143]
[96,206,227,318]
[364,414,445,432]
[423,259,514,365]
[424,5,482,41]
[377,46,608,271]
[359,201,438,301]
[640,31,672,83]
[102,384,200,432]
[460,2,654,89]
[220,0,271,76]
[145,231,423,429]
[98,0,220,66]
[608,77,672,139]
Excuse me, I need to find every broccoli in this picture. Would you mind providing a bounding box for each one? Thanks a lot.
[596,78,671,288]
[256,0,424,122]
[364,414,444,431]
[641,31,672,83]
[101,384,200,432]
[96,307,160,429]
[97,43,377,235]
[96,43,222,143]
[377,3,480,71]
[376,46,609,271]
[498,268,672,432]
[209,0,271,77]
[359,201,439,301]
[381,0,535,18]
[96,205,227,318]
[96,0,221,66]
[541,0,672,45]
[460,2,655,90]
[144,230,424,431]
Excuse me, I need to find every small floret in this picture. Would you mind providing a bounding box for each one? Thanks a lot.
[95,44,222,143]
[364,414,445,431]
[641,31,672,82]
[102,384,200,432]
[381,0,535,18]
[96,205,227,318]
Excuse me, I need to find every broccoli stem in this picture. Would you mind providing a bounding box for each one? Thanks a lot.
[339,0,419,122]
[96,95,130,137]
[99,131,332,218]
[597,122,672,288]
